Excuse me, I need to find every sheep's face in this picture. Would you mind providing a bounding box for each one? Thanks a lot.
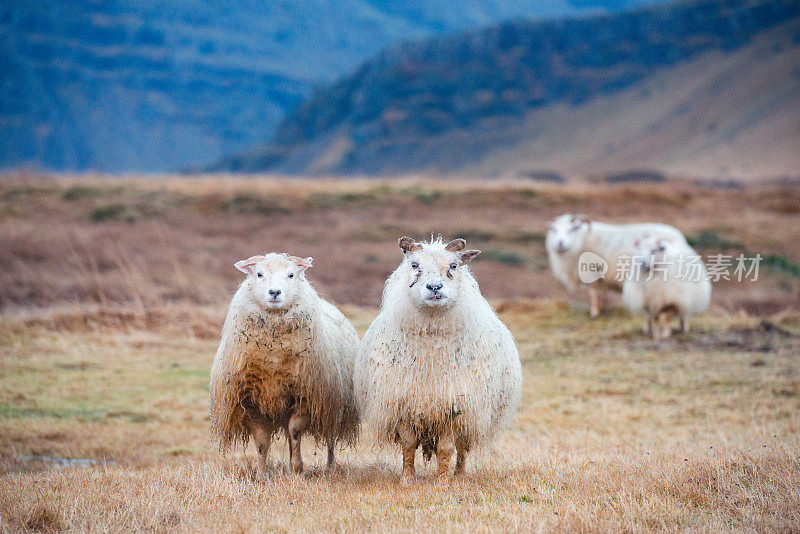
[397,236,480,309]
[547,214,590,254]
[632,236,675,273]
[235,253,312,311]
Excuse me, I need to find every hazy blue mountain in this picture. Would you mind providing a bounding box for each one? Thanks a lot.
[216,0,800,178]
[0,0,662,172]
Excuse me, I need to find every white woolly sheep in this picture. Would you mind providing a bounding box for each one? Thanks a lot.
[354,236,522,485]
[622,236,711,340]
[209,253,359,477]
[546,213,688,318]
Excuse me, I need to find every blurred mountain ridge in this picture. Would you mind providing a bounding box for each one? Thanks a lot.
[216,0,800,179]
[0,0,657,172]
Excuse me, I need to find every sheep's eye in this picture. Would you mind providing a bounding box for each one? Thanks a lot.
[411,262,419,270]
[256,272,263,278]
[288,273,294,279]
[449,262,457,270]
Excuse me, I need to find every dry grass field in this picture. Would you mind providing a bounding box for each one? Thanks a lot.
[1,174,799,532]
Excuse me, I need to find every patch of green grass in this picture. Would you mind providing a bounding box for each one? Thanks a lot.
[414,189,442,204]
[307,191,380,208]
[762,254,800,278]
[513,188,538,199]
[160,446,198,456]
[220,194,291,215]
[91,204,139,223]
[0,403,106,421]
[62,185,105,201]
[1,185,57,200]
[481,249,526,265]
[454,229,496,242]
[168,366,211,378]
[687,230,744,250]
[509,230,546,244]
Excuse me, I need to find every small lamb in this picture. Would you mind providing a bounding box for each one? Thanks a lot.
[622,236,712,339]
[209,253,359,477]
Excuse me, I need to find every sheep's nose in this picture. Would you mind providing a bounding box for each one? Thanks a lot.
[268,289,281,296]
[426,281,443,291]
[558,239,566,248]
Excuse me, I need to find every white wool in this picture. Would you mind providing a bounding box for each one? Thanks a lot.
[354,238,522,450]
[546,214,688,291]
[209,253,358,452]
[622,240,711,328]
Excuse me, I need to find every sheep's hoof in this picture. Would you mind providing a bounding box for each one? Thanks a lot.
[291,463,304,475]
[325,462,342,475]
[435,473,450,485]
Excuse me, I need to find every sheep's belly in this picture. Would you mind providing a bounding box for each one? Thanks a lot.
[235,347,305,420]
[392,381,491,437]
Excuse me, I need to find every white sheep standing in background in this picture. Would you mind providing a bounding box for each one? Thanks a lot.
[209,253,359,477]
[622,236,711,340]
[546,213,688,318]
[354,236,522,485]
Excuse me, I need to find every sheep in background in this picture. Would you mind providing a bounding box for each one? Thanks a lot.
[623,236,711,340]
[354,236,522,485]
[546,213,688,318]
[209,253,358,477]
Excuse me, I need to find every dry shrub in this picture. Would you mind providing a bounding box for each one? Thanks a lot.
[23,502,60,533]
[8,305,223,340]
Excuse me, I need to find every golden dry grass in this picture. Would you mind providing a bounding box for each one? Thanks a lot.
[1,302,799,532]
[1,174,800,531]
[1,173,798,311]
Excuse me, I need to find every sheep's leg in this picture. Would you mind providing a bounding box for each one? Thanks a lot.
[665,312,676,339]
[397,423,419,486]
[646,315,654,337]
[665,317,675,339]
[454,436,469,478]
[326,441,336,471]
[650,312,664,340]
[287,411,310,474]
[435,434,455,482]
[589,286,601,319]
[680,314,689,333]
[245,419,272,480]
[654,312,670,340]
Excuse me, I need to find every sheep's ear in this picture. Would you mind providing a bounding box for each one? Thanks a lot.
[445,238,466,252]
[287,255,313,271]
[398,236,422,254]
[458,250,481,264]
[573,214,590,225]
[235,255,265,275]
